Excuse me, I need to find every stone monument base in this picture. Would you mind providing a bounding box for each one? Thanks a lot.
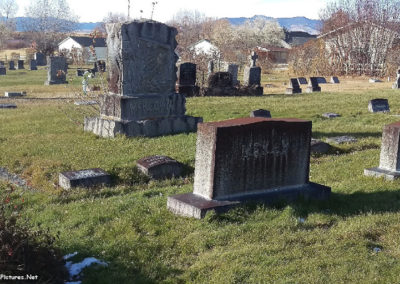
[306,86,321,93]
[167,182,331,219]
[364,167,400,180]
[44,80,68,85]
[285,87,302,94]
[84,115,203,138]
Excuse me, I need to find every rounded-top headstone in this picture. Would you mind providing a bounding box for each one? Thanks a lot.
[250,109,271,118]
[137,155,183,179]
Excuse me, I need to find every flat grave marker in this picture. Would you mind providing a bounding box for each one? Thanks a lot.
[368,99,389,113]
[59,168,111,190]
[137,155,183,179]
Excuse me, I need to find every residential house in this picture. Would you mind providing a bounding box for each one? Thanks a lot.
[58,36,107,63]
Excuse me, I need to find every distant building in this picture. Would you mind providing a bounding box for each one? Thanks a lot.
[285,31,317,47]
[188,39,221,58]
[58,36,107,63]
[256,40,291,64]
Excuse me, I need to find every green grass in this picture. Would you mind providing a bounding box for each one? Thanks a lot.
[1,70,400,283]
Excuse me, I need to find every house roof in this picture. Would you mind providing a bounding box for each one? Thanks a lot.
[317,22,400,39]
[285,31,317,46]
[59,36,106,47]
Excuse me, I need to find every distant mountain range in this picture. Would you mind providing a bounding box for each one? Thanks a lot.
[11,16,321,35]
[226,15,321,35]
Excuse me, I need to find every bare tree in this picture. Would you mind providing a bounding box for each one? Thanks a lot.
[23,0,78,55]
[0,0,18,49]
[0,0,18,20]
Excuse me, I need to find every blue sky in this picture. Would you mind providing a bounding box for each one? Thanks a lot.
[15,0,329,22]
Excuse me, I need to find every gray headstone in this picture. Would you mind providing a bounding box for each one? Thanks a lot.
[250,51,258,67]
[167,118,331,219]
[0,67,6,75]
[34,52,46,66]
[368,99,389,113]
[59,168,111,189]
[8,61,15,70]
[322,112,341,118]
[226,64,239,85]
[311,139,331,154]
[298,77,308,85]
[330,76,340,84]
[0,61,4,67]
[137,155,183,179]
[178,62,196,86]
[243,66,261,86]
[250,109,271,118]
[5,92,26,97]
[45,56,68,85]
[208,72,233,88]
[29,59,37,70]
[365,122,400,180]
[17,60,24,69]
[306,77,321,93]
[326,136,357,144]
[286,78,302,94]
[0,104,17,108]
[76,69,84,76]
[84,20,203,138]
[316,77,327,84]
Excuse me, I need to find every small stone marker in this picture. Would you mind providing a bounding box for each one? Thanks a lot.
[17,60,24,70]
[369,78,382,83]
[365,121,400,180]
[250,109,271,118]
[285,78,302,94]
[5,92,26,97]
[29,59,37,70]
[178,62,199,97]
[0,104,17,109]
[326,136,357,144]
[0,67,6,75]
[76,69,84,76]
[74,100,98,106]
[137,155,183,179]
[167,117,331,219]
[368,99,389,113]
[297,77,308,85]
[8,61,15,70]
[330,76,340,84]
[59,168,111,189]
[322,112,341,118]
[306,77,321,93]
[311,139,331,154]
[316,77,327,84]
[35,52,46,66]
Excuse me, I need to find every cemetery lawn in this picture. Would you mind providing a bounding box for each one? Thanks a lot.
[2,73,400,283]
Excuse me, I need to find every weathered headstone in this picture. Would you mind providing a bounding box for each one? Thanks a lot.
[311,139,331,154]
[0,61,4,67]
[368,99,389,113]
[76,69,84,76]
[137,155,183,179]
[0,67,6,75]
[365,121,400,180]
[17,60,24,70]
[203,72,237,96]
[59,168,111,189]
[306,77,321,93]
[250,109,271,118]
[96,60,106,72]
[167,117,331,219]
[316,77,327,84]
[45,56,68,85]
[8,61,15,70]
[285,78,302,94]
[29,59,37,71]
[326,136,357,144]
[0,104,17,109]
[34,52,46,66]
[5,92,26,97]
[298,77,308,85]
[322,112,341,118]
[177,62,199,97]
[226,64,239,86]
[330,76,340,84]
[84,20,203,138]
[243,52,261,86]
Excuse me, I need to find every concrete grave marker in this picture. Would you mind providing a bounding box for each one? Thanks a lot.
[330,76,340,84]
[0,104,17,109]
[326,136,357,144]
[365,121,400,180]
[297,77,308,85]
[368,99,389,113]
[8,61,15,70]
[45,56,68,85]
[167,117,331,219]
[285,78,302,94]
[84,20,202,138]
[306,77,321,93]
[322,112,341,118]
[5,92,26,97]
[250,109,271,118]
[59,168,111,189]
[177,62,199,97]
[137,155,183,179]
[17,60,24,69]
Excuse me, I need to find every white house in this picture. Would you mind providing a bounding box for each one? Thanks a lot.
[58,36,107,63]
[189,39,221,58]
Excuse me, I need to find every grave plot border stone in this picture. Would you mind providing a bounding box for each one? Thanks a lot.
[59,168,111,189]
[167,117,331,219]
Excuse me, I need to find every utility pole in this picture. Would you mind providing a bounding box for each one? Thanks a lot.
[127,0,131,20]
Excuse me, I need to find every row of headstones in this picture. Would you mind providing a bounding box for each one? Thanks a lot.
[285,76,340,94]
[0,60,38,75]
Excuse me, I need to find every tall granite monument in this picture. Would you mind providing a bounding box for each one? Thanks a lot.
[84,20,202,137]
[45,56,68,85]
[168,117,331,219]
